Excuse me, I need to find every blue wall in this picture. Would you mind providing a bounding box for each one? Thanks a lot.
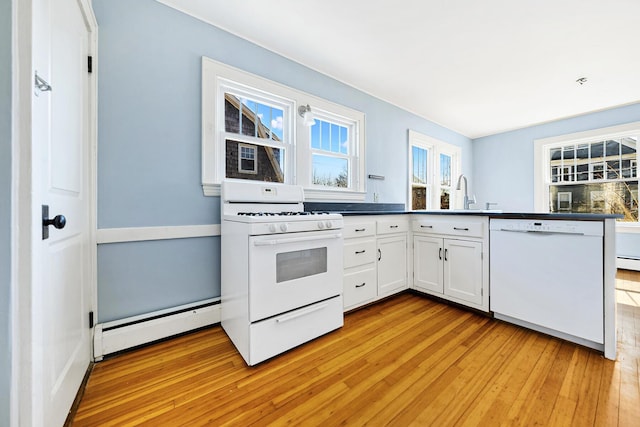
[0,0,12,423]
[473,103,640,258]
[92,0,472,322]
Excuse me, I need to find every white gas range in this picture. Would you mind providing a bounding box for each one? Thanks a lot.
[221,180,344,366]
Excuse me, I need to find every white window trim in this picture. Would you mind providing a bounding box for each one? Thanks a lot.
[534,121,640,233]
[408,130,461,211]
[202,57,366,200]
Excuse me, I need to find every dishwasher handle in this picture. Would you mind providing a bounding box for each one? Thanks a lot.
[498,228,585,236]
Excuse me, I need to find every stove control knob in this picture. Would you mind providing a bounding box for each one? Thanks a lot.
[268,224,277,233]
[325,221,332,229]
[280,223,288,232]
[317,221,325,229]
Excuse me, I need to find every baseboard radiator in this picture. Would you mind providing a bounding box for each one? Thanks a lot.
[93,298,221,360]
[617,256,640,272]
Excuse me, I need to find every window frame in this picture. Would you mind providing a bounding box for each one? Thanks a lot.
[202,57,366,200]
[534,121,640,231]
[408,130,461,211]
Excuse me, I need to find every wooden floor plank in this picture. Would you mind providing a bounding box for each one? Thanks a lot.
[72,271,640,426]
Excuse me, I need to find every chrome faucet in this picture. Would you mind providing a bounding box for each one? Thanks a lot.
[456,174,476,210]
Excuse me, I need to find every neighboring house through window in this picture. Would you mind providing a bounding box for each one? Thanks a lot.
[534,122,640,224]
[408,130,461,210]
[201,57,365,200]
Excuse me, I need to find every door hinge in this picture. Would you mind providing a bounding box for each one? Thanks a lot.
[89,311,94,328]
[88,56,93,73]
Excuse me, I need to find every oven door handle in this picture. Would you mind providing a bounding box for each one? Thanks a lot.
[276,302,329,323]
[252,233,342,246]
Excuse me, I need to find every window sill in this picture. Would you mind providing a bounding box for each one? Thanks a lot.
[202,182,366,202]
[616,223,640,234]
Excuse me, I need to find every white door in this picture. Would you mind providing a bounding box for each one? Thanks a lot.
[30,0,94,425]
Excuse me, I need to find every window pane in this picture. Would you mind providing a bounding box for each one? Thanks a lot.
[440,188,450,210]
[241,99,257,137]
[605,140,620,156]
[440,154,451,187]
[311,119,349,155]
[576,164,589,181]
[340,127,348,154]
[549,182,638,221]
[576,144,589,159]
[607,160,620,179]
[412,186,427,210]
[412,146,428,184]
[224,94,284,142]
[590,142,604,158]
[312,154,348,188]
[550,148,561,161]
[320,121,330,151]
[311,123,320,149]
[562,145,575,160]
[225,140,284,182]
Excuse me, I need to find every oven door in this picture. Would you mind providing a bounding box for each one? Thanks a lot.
[248,230,343,322]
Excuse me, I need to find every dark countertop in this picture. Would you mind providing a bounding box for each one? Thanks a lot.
[337,211,620,220]
[304,202,621,220]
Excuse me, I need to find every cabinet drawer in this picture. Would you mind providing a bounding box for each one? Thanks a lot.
[413,219,484,238]
[377,219,409,235]
[344,239,376,268]
[343,221,376,239]
[437,221,484,238]
[343,267,377,308]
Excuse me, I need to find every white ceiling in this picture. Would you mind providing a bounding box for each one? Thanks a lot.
[158,0,640,138]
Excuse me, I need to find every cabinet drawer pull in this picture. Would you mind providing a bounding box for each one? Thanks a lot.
[420,225,433,229]
[355,283,366,288]
[355,249,366,254]
[390,225,399,229]
[378,248,382,261]
[439,247,442,260]
[444,248,448,261]
[355,228,366,232]
[453,227,469,231]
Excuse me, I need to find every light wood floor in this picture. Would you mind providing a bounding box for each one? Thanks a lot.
[71,271,640,426]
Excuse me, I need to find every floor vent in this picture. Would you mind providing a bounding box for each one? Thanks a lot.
[93,299,221,360]
[617,257,640,272]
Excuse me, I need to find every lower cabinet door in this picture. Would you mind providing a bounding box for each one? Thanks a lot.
[343,266,377,309]
[444,239,483,305]
[377,234,407,296]
[413,235,444,294]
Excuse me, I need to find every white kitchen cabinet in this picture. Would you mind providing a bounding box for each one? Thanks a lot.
[412,216,488,312]
[342,218,378,310]
[377,234,408,296]
[342,216,408,310]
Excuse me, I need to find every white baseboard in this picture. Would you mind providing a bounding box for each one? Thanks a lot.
[617,257,640,271]
[93,301,220,360]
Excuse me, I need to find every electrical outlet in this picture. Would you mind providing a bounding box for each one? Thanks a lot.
[373,192,379,202]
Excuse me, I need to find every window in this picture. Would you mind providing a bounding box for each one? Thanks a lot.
[202,57,365,200]
[408,130,461,210]
[309,117,354,188]
[238,144,257,174]
[534,122,640,223]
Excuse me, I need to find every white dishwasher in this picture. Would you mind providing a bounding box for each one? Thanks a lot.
[490,219,604,349]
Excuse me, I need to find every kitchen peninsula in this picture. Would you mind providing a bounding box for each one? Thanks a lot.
[306,203,619,361]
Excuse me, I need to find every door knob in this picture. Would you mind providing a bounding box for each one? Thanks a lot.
[42,205,66,240]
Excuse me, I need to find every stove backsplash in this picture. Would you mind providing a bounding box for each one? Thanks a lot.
[304,202,405,213]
